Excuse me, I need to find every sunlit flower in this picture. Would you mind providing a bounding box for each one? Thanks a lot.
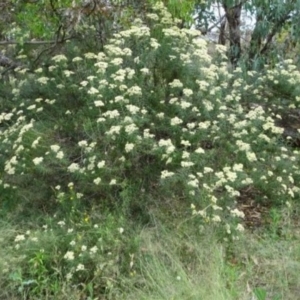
[88,87,99,95]
[37,77,49,84]
[50,145,60,152]
[64,251,75,261]
[76,264,85,271]
[111,58,123,66]
[90,246,98,254]
[236,224,245,232]
[170,117,183,126]
[84,52,97,59]
[27,104,36,110]
[33,157,44,165]
[78,140,88,147]
[127,85,142,96]
[231,208,245,218]
[15,235,25,242]
[63,70,74,77]
[195,147,205,154]
[93,177,101,185]
[103,110,120,118]
[203,167,213,173]
[183,88,193,97]
[140,67,149,74]
[72,57,83,62]
[169,79,183,88]
[97,161,105,168]
[246,151,257,162]
[161,170,175,179]
[52,54,67,62]
[109,179,117,185]
[187,179,198,188]
[181,161,194,167]
[68,163,80,172]
[146,13,159,21]
[56,151,64,159]
[212,215,221,222]
[94,100,104,107]
[125,143,135,153]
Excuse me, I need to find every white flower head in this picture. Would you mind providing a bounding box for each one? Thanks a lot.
[90,246,98,254]
[50,145,60,152]
[15,235,26,242]
[76,263,85,271]
[78,140,88,147]
[68,163,80,172]
[236,224,245,232]
[170,116,183,126]
[125,143,135,153]
[52,54,67,63]
[231,208,245,218]
[169,79,183,88]
[183,88,193,97]
[93,177,101,185]
[33,157,43,165]
[56,151,64,159]
[161,170,175,179]
[64,251,75,261]
[94,100,104,107]
[97,161,105,168]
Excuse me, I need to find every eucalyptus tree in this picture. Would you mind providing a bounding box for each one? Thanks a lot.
[1,0,300,72]
[0,0,150,71]
[193,0,300,68]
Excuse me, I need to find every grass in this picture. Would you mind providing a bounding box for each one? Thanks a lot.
[0,203,299,300]
[125,226,232,300]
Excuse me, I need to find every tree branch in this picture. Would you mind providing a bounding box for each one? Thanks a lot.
[260,12,292,55]
[198,14,226,35]
[0,40,62,45]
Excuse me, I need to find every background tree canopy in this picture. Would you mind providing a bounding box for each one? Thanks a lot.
[1,0,300,72]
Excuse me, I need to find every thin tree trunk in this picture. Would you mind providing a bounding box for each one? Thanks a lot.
[218,17,227,45]
[223,3,242,67]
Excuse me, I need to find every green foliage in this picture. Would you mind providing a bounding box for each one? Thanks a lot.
[191,0,300,68]
[253,288,268,300]
[1,2,300,228]
[2,0,300,71]
[1,2,300,298]
[1,214,137,298]
[1,208,300,299]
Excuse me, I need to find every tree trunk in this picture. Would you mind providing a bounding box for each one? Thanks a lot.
[223,3,242,67]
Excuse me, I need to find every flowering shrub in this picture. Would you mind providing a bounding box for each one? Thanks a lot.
[1,2,300,235]
[1,2,300,298]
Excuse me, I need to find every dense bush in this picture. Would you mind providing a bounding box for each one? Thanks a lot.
[0,4,300,299]
[0,4,300,295]
[1,1,300,225]
[1,2,300,296]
